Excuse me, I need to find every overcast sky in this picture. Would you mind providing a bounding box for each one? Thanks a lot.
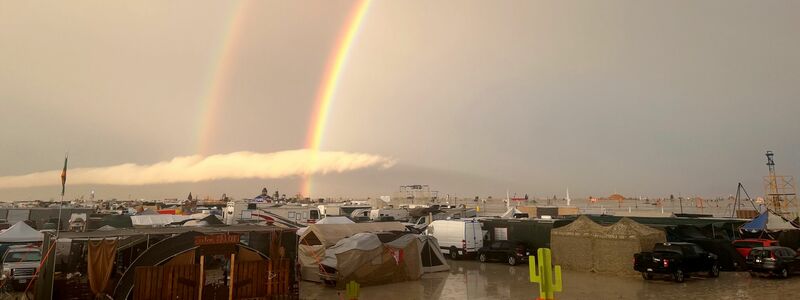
[1,0,799,201]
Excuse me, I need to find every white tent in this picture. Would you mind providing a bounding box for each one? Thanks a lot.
[296,216,355,236]
[768,213,798,230]
[97,225,117,231]
[0,221,43,243]
[500,207,525,219]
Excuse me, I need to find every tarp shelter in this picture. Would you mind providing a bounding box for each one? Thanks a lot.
[298,222,406,282]
[130,215,192,227]
[0,221,43,243]
[320,232,448,289]
[296,216,355,236]
[88,239,117,298]
[741,212,798,232]
[551,216,665,275]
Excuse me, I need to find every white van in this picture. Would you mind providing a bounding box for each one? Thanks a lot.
[425,219,483,259]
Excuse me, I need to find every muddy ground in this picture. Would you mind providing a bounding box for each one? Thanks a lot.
[301,259,800,300]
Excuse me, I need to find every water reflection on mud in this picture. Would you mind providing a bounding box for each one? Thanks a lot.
[302,259,800,300]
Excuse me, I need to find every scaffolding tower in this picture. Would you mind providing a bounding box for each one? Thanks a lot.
[763,151,798,218]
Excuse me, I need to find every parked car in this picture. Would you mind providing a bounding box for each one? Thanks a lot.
[733,239,779,258]
[1,245,41,291]
[477,240,531,266]
[633,242,720,282]
[745,246,800,278]
[425,219,483,260]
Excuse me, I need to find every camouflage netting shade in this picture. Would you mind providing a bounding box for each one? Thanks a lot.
[551,216,665,275]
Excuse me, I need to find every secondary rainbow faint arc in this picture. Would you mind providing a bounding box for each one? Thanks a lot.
[302,0,372,197]
[197,0,250,155]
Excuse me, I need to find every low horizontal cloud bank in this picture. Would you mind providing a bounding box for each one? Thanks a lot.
[0,149,396,189]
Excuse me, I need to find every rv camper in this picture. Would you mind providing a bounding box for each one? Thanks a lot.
[369,208,410,222]
[224,200,320,225]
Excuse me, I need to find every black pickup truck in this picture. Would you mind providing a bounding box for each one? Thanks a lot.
[633,242,720,282]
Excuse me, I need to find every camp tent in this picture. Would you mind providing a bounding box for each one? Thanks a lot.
[298,222,407,282]
[415,235,450,273]
[320,232,448,289]
[0,221,43,243]
[741,212,798,232]
[296,216,355,236]
[551,216,665,275]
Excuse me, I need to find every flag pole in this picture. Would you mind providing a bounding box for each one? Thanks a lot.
[52,152,68,299]
[56,152,68,236]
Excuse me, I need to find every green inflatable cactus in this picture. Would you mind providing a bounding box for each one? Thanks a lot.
[345,280,360,300]
[530,248,562,300]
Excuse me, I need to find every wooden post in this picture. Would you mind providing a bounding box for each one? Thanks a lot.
[228,253,236,300]
[198,255,205,300]
[267,260,272,295]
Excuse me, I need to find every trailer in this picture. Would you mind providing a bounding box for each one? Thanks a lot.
[478,218,570,253]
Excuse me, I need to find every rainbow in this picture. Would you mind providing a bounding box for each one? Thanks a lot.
[302,0,372,197]
[196,0,251,155]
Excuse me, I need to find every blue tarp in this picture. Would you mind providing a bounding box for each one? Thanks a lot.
[741,212,768,231]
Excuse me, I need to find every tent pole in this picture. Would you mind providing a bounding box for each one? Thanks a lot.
[198,255,205,300]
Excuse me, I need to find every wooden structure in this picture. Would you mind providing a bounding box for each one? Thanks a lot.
[232,259,293,299]
[131,259,293,300]
[133,265,200,300]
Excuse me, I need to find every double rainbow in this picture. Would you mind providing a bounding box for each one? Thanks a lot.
[196,0,372,197]
[197,0,251,155]
[303,0,372,197]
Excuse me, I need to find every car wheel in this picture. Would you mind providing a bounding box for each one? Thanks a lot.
[780,268,789,279]
[641,272,653,280]
[673,269,685,283]
[449,246,460,260]
[479,253,488,263]
[508,255,517,266]
[709,264,720,278]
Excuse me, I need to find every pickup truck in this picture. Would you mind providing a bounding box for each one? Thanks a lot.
[633,242,720,282]
[1,245,42,290]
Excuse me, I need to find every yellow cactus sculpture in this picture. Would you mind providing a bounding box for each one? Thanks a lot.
[345,280,360,300]
[530,248,562,300]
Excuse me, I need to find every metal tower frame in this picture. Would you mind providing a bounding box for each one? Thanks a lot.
[763,151,798,218]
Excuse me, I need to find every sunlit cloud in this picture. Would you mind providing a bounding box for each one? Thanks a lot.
[0,150,396,189]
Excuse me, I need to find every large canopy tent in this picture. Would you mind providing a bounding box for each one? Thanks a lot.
[0,221,43,243]
[298,222,407,282]
[551,216,665,275]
